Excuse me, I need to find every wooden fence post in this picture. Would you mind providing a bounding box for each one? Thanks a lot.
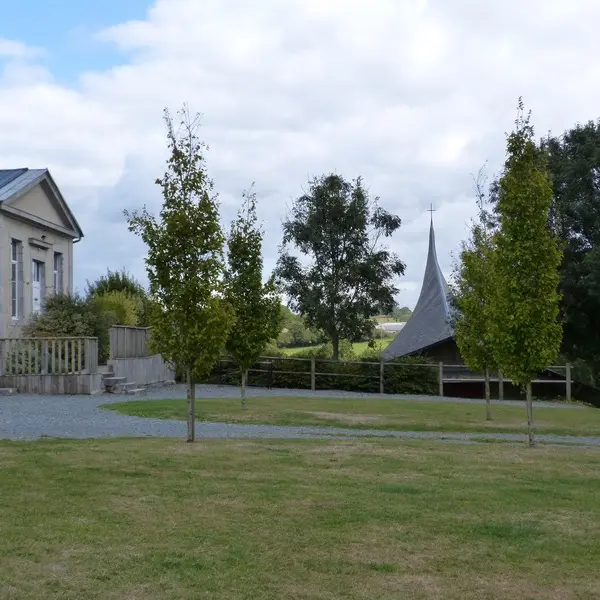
[566,363,572,402]
[379,357,384,394]
[438,362,444,397]
[311,357,316,391]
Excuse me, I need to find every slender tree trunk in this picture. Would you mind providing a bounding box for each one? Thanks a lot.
[331,333,340,361]
[241,369,247,410]
[526,381,535,447]
[186,366,196,443]
[484,367,491,421]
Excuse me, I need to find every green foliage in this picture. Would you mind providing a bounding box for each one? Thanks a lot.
[88,290,139,326]
[391,306,412,321]
[202,348,437,395]
[451,168,497,375]
[542,121,600,372]
[277,305,322,347]
[276,173,405,360]
[124,105,235,380]
[488,102,563,386]
[86,268,145,298]
[225,188,282,374]
[86,268,151,327]
[24,293,115,363]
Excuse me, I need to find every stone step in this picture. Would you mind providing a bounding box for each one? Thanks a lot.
[0,387,17,396]
[126,388,146,396]
[115,381,139,393]
[103,376,126,386]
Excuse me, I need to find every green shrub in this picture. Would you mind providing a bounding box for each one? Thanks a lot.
[23,293,116,364]
[200,352,438,396]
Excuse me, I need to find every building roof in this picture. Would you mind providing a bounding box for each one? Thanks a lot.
[381,219,454,360]
[0,168,83,238]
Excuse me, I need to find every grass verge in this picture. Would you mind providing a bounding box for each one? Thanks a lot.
[104,396,600,437]
[1,438,600,599]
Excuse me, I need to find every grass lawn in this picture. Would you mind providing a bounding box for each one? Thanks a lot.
[281,338,391,356]
[2,438,600,599]
[105,396,600,437]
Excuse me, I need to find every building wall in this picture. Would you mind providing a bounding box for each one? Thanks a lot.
[421,339,465,365]
[0,213,73,338]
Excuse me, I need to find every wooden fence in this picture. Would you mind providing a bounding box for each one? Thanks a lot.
[109,326,150,359]
[0,337,99,375]
[0,337,102,394]
[208,356,575,402]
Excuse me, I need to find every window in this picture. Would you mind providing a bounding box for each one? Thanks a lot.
[53,252,63,294]
[11,239,22,319]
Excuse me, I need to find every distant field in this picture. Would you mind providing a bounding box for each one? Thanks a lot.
[281,339,392,356]
[2,438,600,599]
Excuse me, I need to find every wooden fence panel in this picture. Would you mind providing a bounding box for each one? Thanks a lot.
[109,326,150,359]
[0,338,98,376]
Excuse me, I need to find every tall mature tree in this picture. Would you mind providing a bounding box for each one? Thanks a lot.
[542,121,600,376]
[488,101,563,446]
[276,174,405,360]
[125,105,235,442]
[225,189,282,408]
[451,168,497,420]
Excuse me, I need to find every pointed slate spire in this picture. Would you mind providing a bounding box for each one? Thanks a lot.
[382,217,454,360]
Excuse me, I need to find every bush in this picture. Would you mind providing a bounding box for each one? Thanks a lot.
[89,290,140,326]
[23,293,116,363]
[200,351,438,396]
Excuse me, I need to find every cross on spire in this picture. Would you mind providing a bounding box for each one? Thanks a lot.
[427,203,436,223]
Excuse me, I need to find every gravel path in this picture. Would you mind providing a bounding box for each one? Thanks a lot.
[0,383,595,446]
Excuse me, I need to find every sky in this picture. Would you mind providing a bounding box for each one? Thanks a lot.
[1,0,599,309]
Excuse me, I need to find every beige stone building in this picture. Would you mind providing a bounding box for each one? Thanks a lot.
[0,169,84,337]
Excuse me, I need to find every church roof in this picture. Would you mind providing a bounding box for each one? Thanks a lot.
[382,219,454,360]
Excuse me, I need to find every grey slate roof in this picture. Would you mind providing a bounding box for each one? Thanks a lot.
[382,220,454,360]
[0,168,48,202]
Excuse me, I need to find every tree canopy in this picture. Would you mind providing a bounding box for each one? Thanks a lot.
[276,173,405,360]
[542,121,600,372]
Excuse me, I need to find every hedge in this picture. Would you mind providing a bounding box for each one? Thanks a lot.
[200,353,438,396]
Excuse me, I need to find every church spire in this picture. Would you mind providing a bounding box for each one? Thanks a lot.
[382,212,453,360]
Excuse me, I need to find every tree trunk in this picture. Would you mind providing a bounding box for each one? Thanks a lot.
[186,366,196,443]
[241,369,247,410]
[331,334,340,361]
[484,367,491,421]
[526,381,535,447]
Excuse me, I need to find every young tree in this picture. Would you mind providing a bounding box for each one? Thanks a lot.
[225,189,282,408]
[276,174,405,360]
[488,101,563,446]
[451,168,497,420]
[125,105,235,442]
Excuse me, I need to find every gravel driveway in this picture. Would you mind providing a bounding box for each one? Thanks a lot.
[0,383,596,446]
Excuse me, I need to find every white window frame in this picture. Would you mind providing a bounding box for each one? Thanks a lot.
[11,239,21,319]
[53,252,63,294]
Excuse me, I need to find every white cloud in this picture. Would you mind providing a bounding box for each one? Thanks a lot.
[0,0,599,307]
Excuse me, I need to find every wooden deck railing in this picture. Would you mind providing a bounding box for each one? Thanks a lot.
[0,337,99,376]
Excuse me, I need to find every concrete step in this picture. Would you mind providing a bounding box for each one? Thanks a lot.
[0,388,18,395]
[103,376,126,386]
[115,381,139,393]
[126,388,146,396]
[98,365,113,375]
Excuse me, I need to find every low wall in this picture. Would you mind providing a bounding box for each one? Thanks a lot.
[107,354,175,386]
[0,373,103,395]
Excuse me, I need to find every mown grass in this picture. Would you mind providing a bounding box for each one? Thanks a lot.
[281,338,392,356]
[1,438,600,599]
[105,396,600,437]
